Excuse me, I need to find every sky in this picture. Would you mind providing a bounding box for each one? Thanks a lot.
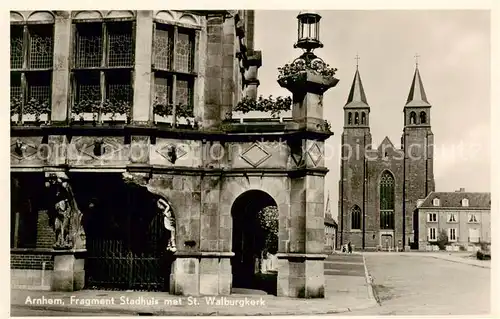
[253,10,490,220]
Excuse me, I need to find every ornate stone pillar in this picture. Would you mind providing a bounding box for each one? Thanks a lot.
[276,57,338,298]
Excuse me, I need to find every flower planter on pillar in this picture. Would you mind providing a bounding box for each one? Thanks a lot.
[278,70,338,131]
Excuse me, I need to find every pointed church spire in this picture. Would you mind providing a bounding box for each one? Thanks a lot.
[344,64,369,108]
[405,64,431,107]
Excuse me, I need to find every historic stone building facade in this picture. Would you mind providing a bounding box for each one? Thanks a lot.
[10,10,335,298]
[338,64,435,251]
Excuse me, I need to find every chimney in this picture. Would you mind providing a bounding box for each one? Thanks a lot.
[455,188,465,193]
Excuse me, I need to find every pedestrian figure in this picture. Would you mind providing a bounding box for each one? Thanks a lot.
[348,242,352,254]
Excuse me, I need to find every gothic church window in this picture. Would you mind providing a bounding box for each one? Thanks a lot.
[351,206,361,230]
[153,23,196,121]
[361,112,366,125]
[11,23,54,123]
[348,112,352,125]
[354,112,359,125]
[420,111,427,124]
[409,112,416,124]
[380,171,395,229]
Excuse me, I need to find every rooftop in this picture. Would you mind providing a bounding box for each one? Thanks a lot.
[419,190,491,209]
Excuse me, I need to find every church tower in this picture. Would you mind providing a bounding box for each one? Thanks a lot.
[339,63,372,249]
[402,64,435,248]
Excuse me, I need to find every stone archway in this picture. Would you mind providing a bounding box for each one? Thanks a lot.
[231,189,278,294]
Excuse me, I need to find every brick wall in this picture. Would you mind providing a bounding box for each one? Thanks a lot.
[11,252,54,270]
[36,210,55,249]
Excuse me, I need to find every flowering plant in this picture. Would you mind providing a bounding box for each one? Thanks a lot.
[23,98,50,122]
[234,95,292,118]
[72,99,101,120]
[153,98,194,119]
[11,96,22,117]
[278,58,338,80]
[102,99,131,121]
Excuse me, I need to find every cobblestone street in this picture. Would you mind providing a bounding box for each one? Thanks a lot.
[346,253,491,316]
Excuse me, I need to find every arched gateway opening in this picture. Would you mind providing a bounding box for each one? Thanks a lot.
[71,173,174,291]
[231,190,278,295]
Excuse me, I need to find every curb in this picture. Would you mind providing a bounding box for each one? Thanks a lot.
[362,254,379,306]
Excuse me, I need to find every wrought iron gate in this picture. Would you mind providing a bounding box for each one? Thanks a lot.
[85,182,170,291]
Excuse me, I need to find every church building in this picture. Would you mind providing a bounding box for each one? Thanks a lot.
[338,63,435,251]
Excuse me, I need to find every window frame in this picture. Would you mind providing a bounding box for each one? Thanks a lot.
[433,198,440,206]
[10,22,55,125]
[447,212,457,223]
[462,198,469,207]
[467,212,479,224]
[152,19,199,126]
[69,19,136,123]
[448,228,457,242]
[428,227,437,242]
[427,212,438,223]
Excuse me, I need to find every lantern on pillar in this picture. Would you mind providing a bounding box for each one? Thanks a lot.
[294,11,323,52]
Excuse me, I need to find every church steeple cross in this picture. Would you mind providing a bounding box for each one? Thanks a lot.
[414,53,420,67]
[355,53,360,69]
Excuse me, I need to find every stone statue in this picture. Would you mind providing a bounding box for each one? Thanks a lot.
[157,198,177,253]
[46,172,86,250]
[54,197,71,248]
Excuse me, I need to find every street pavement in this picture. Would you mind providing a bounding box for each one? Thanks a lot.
[345,252,491,316]
[10,253,377,316]
[10,306,120,316]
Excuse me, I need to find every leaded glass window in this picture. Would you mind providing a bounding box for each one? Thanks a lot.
[27,72,51,103]
[71,21,134,121]
[152,23,197,124]
[10,26,24,69]
[11,74,22,100]
[351,206,361,230]
[176,78,193,107]
[28,25,53,69]
[75,23,102,68]
[10,22,54,124]
[106,70,132,103]
[73,71,101,113]
[380,171,395,229]
[154,75,170,106]
[175,31,194,73]
[107,22,134,67]
[154,25,173,70]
